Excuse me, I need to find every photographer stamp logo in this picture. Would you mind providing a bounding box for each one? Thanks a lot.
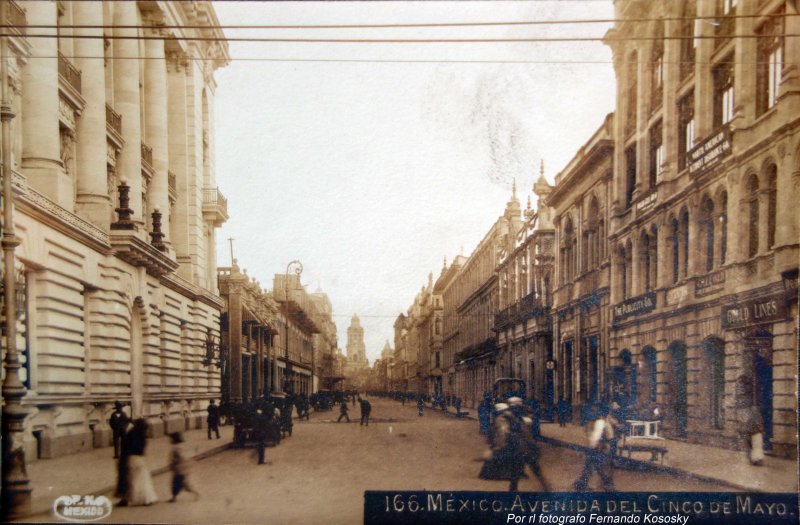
[53,495,113,522]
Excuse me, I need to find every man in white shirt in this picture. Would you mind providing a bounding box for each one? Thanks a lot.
[573,403,616,492]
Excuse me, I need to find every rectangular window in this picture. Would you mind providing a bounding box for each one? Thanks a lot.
[757,14,784,115]
[649,121,663,188]
[678,93,695,170]
[713,59,735,127]
[625,146,637,207]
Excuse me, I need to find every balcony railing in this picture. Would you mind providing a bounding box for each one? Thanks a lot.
[105,104,122,135]
[202,187,228,222]
[58,52,81,93]
[141,142,153,168]
[1,1,26,35]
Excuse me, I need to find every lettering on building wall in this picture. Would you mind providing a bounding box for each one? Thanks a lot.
[722,293,789,330]
[689,127,732,176]
[613,291,657,322]
[695,269,726,297]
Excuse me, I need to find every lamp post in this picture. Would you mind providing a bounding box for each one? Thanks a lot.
[283,260,302,395]
[1,36,31,518]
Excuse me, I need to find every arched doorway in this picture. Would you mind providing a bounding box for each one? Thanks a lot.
[747,329,773,449]
[668,341,688,437]
[642,346,657,404]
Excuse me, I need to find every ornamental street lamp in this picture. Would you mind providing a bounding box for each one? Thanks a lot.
[282,260,303,394]
[1,36,31,519]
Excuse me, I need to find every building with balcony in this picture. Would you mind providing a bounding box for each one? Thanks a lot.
[440,255,466,400]
[1,1,230,459]
[272,273,320,395]
[495,168,556,405]
[548,116,614,409]
[604,0,798,456]
[310,288,341,391]
[449,189,521,408]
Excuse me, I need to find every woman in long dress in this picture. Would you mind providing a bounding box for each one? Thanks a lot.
[125,419,158,506]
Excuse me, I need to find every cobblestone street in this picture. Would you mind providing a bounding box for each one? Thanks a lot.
[29,399,728,524]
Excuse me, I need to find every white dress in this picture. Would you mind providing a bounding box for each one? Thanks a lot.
[127,454,158,505]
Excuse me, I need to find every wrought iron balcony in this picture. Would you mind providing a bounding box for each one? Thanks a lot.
[58,52,81,93]
[202,187,228,225]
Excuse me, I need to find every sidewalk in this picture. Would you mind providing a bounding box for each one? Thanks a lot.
[539,422,798,493]
[393,400,797,494]
[22,425,233,519]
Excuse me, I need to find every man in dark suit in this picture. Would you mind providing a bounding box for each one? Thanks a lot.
[108,401,130,458]
[207,399,221,439]
[358,397,372,426]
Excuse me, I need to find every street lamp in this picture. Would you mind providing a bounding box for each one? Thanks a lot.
[282,260,303,395]
[1,36,30,518]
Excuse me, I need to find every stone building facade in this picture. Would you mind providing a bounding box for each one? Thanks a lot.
[603,0,798,456]
[495,171,556,404]
[1,1,229,459]
[549,117,614,408]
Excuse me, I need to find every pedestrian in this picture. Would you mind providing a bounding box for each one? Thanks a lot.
[254,408,270,465]
[168,432,199,502]
[741,405,766,466]
[359,397,372,426]
[508,397,551,492]
[557,397,570,427]
[573,403,616,492]
[479,403,525,492]
[124,419,158,506]
[337,400,350,422]
[417,396,424,417]
[207,399,220,440]
[109,401,130,458]
[478,392,492,435]
[401,393,406,406]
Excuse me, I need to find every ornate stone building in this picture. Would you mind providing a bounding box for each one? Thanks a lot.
[495,170,556,404]
[1,1,230,459]
[604,0,798,456]
[549,117,614,408]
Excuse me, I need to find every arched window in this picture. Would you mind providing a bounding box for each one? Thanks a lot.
[625,51,638,137]
[563,217,575,282]
[642,232,652,292]
[619,246,628,300]
[766,164,777,248]
[671,217,680,284]
[700,196,715,272]
[643,346,658,403]
[680,209,690,278]
[649,224,658,288]
[651,23,665,112]
[587,198,600,269]
[719,191,728,265]
[680,0,697,80]
[625,241,633,299]
[747,175,759,257]
[704,337,726,429]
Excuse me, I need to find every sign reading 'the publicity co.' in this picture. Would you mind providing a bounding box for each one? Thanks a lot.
[722,293,788,330]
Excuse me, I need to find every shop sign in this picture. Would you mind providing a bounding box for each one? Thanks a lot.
[689,126,732,176]
[695,269,726,297]
[722,293,788,330]
[613,291,657,322]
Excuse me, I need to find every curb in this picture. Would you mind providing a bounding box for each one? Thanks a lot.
[538,434,765,493]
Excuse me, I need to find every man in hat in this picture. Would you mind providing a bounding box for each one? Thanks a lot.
[109,401,130,458]
[508,397,551,492]
[207,399,220,440]
[479,402,525,491]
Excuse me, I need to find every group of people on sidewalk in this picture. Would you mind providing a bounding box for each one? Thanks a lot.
[109,400,203,508]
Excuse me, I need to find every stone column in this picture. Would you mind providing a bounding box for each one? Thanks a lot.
[144,33,171,247]
[21,1,67,205]
[256,326,264,396]
[630,234,640,296]
[113,1,144,227]
[73,1,111,230]
[694,0,715,139]
[167,51,190,264]
[656,216,672,289]
[661,11,681,182]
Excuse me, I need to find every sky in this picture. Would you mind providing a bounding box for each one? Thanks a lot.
[213,1,616,363]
